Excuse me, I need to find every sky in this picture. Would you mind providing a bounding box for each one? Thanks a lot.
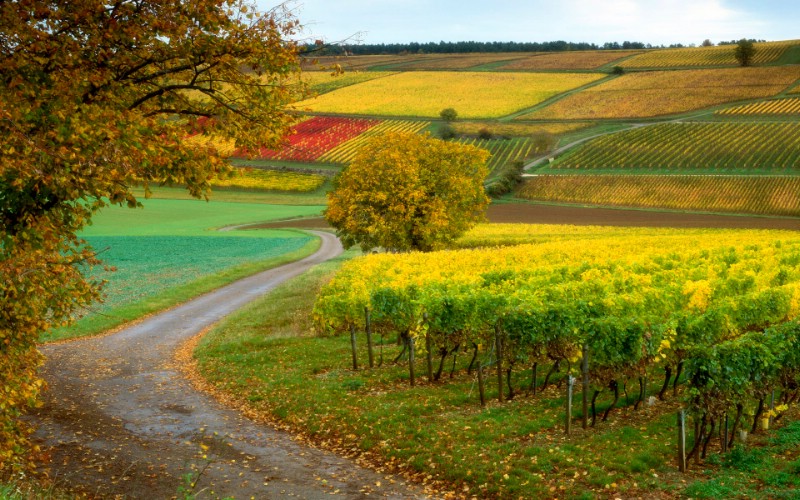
[265,0,799,47]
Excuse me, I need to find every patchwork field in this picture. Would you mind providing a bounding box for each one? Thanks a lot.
[293,71,606,118]
[316,119,431,163]
[302,71,397,95]
[548,122,800,172]
[519,66,800,119]
[498,49,643,70]
[717,97,800,116]
[620,39,800,68]
[517,175,800,216]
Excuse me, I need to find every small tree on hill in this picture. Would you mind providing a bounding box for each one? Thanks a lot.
[440,108,458,121]
[734,39,756,66]
[325,133,490,252]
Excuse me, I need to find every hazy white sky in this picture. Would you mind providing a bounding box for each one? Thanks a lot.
[264,0,798,46]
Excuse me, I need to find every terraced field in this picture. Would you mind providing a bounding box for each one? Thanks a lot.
[518,66,800,119]
[293,71,606,118]
[717,97,800,116]
[518,175,800,216]
[620,39,800,67]
[548,122,800,172]
[498,49,643,70]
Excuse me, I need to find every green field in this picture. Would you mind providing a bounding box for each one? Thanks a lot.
[44,197,324,341]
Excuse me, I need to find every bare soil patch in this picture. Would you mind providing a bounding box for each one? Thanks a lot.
[251,203,800,231]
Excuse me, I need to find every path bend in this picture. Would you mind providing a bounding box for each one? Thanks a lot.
[31,231,427,499]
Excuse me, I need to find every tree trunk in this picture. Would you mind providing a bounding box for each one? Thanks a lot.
[602,380,619,422]
[751,398,765,434]
[467,343,479,375]
[393,332,408,364]
[449,345,459,378]
[634,377,644,410]
[529,362,538,395]
[542,359,560,391]
[701,417,716,459]
[434,349,447,381]
[672,361,684,397]
[659,365,672,400]
[686,413,707,464]
[728,403,743,449]
[591,389,601,427]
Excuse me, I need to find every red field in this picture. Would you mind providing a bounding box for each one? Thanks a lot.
[237,116,381,162]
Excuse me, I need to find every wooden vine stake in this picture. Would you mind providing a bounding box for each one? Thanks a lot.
[677,410,687,472]
[582,344,589,430]
[408,335,416,387]
[477,363,486,407]
[495,325,503,403]
[565,375,575,435]
[424,314,434,382]
[365,307,374,368]
[349,323,359,371]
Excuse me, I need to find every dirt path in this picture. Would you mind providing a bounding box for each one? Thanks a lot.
[249,203,800,231]
[31,231,426,499]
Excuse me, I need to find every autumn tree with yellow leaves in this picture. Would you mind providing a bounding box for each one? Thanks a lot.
[0,0,306,472]
[325,133,490,252]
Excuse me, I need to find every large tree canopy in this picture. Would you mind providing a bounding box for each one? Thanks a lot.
[0,0,305,471]
[325,132,490,253]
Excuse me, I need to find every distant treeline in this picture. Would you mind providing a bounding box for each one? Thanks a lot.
[302,39,771,56]
[302,39,737,56]
[303,40,648,56]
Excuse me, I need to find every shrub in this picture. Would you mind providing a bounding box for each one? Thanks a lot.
[439,107,458,121]
[438,123,457,140]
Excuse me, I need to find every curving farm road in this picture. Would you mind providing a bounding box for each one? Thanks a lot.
[31,231,426,499]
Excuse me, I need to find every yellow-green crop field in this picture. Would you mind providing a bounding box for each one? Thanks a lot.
[293,71,606,119]
[452,121,593,137]
[498,50,643,70]
[620,40,799,68]
[382,52,529,70]
[519,66,800,119]
[717,97,800,116]
[214,168,325,192]
[302,71,397,95]
[302,54,426,71]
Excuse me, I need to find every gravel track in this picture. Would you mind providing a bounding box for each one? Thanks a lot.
[31,231,426,499]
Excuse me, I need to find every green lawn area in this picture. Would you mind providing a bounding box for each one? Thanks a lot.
[44,197,325,342]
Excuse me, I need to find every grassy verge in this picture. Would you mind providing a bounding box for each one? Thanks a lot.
[42,196,326,342]
[133,184,330,205]
[44,237,320,342]
[193,251,800,499]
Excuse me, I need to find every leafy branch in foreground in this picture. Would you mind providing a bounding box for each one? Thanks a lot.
[0,0,306,472]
